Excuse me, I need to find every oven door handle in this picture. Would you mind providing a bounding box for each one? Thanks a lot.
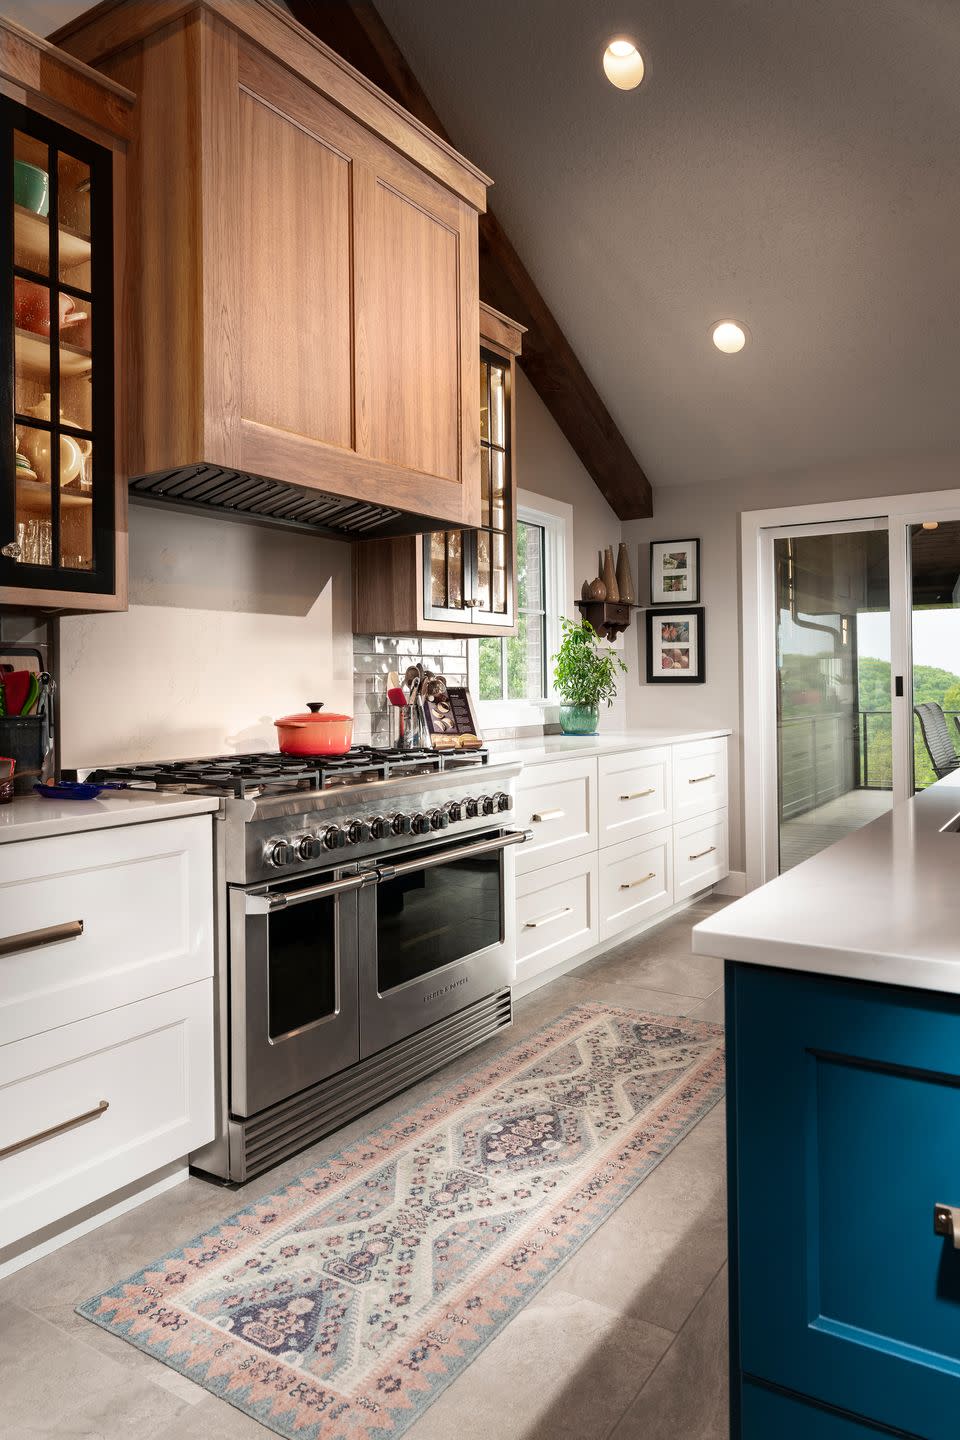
[374,828,533,882]
[244,873,371,914]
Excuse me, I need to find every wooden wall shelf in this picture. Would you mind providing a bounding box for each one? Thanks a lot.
[575,598,635,640]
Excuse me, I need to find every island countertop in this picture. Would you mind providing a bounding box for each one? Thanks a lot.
[0,790,221,844]
[693,771,960,993]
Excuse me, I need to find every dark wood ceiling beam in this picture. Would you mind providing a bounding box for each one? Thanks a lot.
[287,0,653,520]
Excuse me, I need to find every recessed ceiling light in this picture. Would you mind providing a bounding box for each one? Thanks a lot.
[922,521,940,530]
[712,321,748,354]
[603,38,645,90]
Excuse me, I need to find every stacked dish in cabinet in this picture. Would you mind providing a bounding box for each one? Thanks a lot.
[513,736,729,990]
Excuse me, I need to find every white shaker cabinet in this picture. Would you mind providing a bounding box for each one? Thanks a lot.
[511,734,729,990]
[0,810,216,1261]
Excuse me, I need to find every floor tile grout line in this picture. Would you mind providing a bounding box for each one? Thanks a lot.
[600,1257,729,1440]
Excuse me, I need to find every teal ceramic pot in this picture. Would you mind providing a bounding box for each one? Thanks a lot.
[559,703,599,735]
[14,160,49,217]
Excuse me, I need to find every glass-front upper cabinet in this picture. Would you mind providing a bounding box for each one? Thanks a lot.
[423,341,517,630]
[0,70,128,605]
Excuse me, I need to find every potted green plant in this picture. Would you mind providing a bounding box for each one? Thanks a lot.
[552,617,627,735]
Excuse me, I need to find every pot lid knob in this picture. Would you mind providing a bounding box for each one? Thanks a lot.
[306,702,324,713]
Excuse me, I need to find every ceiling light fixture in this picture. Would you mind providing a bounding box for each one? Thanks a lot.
[712,321,748,354]
[603,38,645,90]
[922,521,940,530]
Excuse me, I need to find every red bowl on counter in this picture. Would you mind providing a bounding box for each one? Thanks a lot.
[275,702,353,756]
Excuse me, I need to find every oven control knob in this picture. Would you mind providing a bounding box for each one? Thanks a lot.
[348,819,372,845]
[446,800,465,824]
[297,833,319,861]
[479,794,496,817]
[392,813,413,836]
[429,808,450,831]
[463,797,479,818]
[266,839,295,868]
[322,825,346,850]
[412,812,431,835]
[369,815,390,840]
[494,792,513,813]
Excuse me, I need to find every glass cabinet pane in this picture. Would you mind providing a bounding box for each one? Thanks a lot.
[475,529,491,610]
[4,102,110,596]
[489,450,506,531]
[480,357,489,441]
[489,361,506,446]
[492,531,507,613]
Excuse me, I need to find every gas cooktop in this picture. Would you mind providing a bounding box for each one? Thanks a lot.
[81,745,489,799]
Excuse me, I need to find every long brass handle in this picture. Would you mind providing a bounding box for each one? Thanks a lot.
[0,1099,109,1161]
[688,845,717,861]
[620,872,656,890]
[688,773,716,784]
[0,919,84,958]
[620,789,655,800]
[524,906,573,930]
[531,809,565,823]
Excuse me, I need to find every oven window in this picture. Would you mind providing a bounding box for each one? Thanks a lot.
[377,848,502,993]
[268,897,337,1038]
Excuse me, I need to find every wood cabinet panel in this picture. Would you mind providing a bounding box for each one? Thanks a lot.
[239,89,352,449]
[356,178,460,484]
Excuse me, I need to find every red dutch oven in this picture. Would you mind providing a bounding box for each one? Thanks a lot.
[274,702,353,757]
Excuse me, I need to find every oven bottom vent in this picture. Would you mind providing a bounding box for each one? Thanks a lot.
[223,989,512,1183]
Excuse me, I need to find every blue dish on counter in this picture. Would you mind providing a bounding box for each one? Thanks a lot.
[34,780,127,800]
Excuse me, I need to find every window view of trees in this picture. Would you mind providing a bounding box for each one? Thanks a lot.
[858,655,960,790]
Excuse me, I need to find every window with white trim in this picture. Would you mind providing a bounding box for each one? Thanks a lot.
[470,503,566,707]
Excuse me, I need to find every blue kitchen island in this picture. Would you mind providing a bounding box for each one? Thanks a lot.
[694,771,960,1440]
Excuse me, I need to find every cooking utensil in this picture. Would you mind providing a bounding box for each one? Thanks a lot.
[387,686,407,707]
[274,701,353,757]
[403,666,419,689]
[0,756,14,805]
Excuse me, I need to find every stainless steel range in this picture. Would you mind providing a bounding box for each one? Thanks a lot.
[81,747,530,1182]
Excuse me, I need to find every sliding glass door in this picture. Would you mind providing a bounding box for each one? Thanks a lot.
[773,524,892,872]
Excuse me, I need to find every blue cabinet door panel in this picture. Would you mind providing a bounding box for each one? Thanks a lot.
[730,963,960,1440]
[742,1381,920,1438]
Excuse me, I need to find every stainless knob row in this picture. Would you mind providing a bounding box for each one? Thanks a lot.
[263,792,513,867]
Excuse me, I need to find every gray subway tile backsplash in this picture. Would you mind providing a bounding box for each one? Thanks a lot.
[352,634,467,742]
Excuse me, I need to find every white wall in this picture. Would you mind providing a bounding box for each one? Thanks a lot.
[623,454,960,873]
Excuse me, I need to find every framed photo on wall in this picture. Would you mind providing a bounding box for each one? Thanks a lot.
[645,607,705,683]
[649,538,700,605]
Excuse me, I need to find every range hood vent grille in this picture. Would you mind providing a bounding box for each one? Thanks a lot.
[129,465,436,540]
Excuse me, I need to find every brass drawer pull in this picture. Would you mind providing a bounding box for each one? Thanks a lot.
[934,1203,960,1248]
[620,871,656,890]
[620,789,655,800]
[524,906,573,930]
[531,809,565,823]
[0,1099,109,1161]
[688,845,718,861]
[688,773,716,784]
[0,919,84,958]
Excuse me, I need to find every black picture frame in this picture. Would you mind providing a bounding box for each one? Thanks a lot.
[645,607,706,684]
[649,538,701,605]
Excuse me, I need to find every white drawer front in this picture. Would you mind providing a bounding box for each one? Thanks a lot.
[599,827,673,942]
[598,748,672,848]
[0,816,214,1045]
[672,738,728,823]
[674,809,729,900]
[517,852,598,985]
[516,757,597,875]
[0,980,214,1249]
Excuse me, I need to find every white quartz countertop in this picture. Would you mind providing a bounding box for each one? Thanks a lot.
[0,791,220,844]
[486,729,731,767]
[693,771,960,993]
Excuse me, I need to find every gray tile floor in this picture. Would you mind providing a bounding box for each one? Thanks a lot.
[0,895,731,1440]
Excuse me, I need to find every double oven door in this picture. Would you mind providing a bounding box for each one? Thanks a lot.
[230,827,524,1117]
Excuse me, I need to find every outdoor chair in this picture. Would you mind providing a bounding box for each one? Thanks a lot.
[914,702,960,779]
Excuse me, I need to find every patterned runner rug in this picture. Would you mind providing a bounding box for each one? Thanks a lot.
[78,1003,724,1439]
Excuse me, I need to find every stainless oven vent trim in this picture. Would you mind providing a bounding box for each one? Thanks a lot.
[219,988,512,1183]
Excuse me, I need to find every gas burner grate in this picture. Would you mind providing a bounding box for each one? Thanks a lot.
[80,745,488,797]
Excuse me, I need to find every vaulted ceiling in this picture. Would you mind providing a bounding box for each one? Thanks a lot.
[373,0,960,489]
[18,0,960,498]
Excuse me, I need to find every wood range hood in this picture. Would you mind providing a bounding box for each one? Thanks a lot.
[50,0,494,543]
